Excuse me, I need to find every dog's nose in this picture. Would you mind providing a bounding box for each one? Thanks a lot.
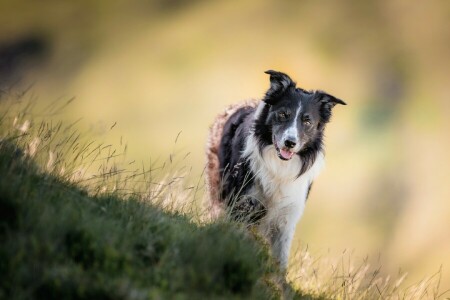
[284,139,296,149]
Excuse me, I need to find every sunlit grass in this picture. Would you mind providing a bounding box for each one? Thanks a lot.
[0,93,448,299]
[0,92,293,299]
[287,247,446,300]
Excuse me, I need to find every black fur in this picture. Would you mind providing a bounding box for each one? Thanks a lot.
[218,107,255,205]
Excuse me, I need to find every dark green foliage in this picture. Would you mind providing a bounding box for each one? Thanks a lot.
[0,141,319,299]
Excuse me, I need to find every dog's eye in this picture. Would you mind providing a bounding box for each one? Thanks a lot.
[278,112,288,120]
[303,117,311,126]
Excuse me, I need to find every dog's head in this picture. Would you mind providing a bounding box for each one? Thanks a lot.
[260,70,346,161]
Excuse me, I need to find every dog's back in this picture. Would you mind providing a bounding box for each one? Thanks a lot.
[205,100,258,217]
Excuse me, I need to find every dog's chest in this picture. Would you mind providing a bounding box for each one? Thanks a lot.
[244,141,325,229]
[251,166,311,229]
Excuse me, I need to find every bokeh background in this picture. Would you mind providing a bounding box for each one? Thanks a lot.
[1,0,449,291]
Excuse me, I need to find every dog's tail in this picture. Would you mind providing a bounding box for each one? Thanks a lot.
[205,99,259,219]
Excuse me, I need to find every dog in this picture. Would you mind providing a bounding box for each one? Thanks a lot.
[205,70,346,269]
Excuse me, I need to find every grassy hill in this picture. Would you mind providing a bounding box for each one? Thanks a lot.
[0,138,321,299]
[0,96,445,299]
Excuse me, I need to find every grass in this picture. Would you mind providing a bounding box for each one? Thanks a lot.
[0,95,324,299]
[0,130,294,299]
[0,93,447,299]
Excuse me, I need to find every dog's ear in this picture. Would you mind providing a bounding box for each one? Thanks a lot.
[316,91,346,123]
[317,91,346,108]
[263,70,296,104]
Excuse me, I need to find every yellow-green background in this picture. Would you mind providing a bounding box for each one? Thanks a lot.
[1,0,449,290]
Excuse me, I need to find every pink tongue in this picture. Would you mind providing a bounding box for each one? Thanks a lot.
[280,149,294,160]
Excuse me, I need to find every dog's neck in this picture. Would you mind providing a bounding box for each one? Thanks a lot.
[242,134,325,198]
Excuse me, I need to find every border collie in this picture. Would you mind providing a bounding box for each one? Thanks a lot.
[205,70,346,269]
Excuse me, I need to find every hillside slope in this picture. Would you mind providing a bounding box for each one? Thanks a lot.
[0,140,321,299]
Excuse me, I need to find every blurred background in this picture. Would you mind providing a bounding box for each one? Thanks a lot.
[1,0,449,291]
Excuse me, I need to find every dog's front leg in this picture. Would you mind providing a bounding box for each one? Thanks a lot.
[269,222,296,271]
[265,201,305,271]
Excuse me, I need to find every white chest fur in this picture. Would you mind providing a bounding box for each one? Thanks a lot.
[242,135,325,268]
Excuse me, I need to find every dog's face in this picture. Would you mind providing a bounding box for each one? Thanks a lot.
[262,70,346,161]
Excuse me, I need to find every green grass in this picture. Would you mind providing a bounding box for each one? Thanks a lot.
[0,134,320,298]
[0,96,445,300]
[0,141,252,299]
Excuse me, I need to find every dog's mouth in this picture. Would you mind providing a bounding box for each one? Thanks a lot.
[273,136,295,161]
